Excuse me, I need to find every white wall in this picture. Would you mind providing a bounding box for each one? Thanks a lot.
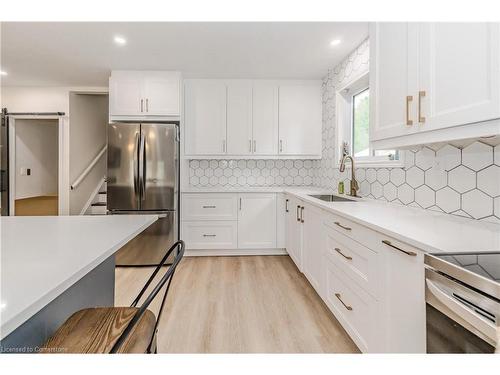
[1,86,107,113]
[15,119,58,199]
[68,93,108,215]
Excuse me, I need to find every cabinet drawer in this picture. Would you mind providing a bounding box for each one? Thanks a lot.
[182,221,237,249]
[325,226,381,298]
[182,193,238,220]
[325,261,376,353]
[324,213,379,250]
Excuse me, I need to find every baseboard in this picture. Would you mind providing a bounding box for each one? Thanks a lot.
[185,248,288,257]
[79,177,106,215]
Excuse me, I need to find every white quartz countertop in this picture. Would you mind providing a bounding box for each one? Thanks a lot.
[182,186,325,193]
[181,186,500,254]
[285,188,500,254]
[0,214,157,340]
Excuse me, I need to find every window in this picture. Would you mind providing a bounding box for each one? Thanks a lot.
[352,88,370,157]
[336,72,401,167]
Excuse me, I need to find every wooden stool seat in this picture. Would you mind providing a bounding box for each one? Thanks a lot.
[40,307,156,353]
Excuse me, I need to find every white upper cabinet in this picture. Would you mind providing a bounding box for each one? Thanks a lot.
[370,23,500,148]
[142,72,181,116]
[278,82,322,157]
[109,73,144,116]
[237,194,277,249]
[370,23,419,141]
[252,81,279,155]
[418,23,500,131]
[183,79,322,158]
[109,71,181,119]
[226,80,253,155]
[184,80,227,156]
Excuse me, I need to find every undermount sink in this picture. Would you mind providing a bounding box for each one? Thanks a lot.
[308,194,356,202]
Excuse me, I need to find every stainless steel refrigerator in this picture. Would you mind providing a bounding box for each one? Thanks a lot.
[107,122,179,266]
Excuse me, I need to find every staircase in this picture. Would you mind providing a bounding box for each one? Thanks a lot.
[85,181,107,215]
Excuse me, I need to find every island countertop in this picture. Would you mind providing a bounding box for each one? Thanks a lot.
[0,214,157,340]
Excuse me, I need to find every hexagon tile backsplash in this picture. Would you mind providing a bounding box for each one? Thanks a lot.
[188,159,317,187]
[315,143,500,224]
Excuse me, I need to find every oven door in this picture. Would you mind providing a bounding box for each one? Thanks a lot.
[425,268,498,353]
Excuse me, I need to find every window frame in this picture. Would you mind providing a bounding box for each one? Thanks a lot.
[335,71,404,168]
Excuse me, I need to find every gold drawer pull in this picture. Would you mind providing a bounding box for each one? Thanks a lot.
[334,221,352,231]
[406,95,413,126]
[334,248,352,260]
[335,293,353,311]
[418,90,426,123]
[381,240,417,257]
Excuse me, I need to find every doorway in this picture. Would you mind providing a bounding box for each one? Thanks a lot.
[13,118,59,215]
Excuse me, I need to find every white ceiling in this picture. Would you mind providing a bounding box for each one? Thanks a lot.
[1,22,368,86]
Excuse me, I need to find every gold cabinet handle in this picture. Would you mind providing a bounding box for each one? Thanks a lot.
[418,90,426,123]
[334,221,352,231]
[381,240,417,257]
[334,247,352,260]
[406,95,413,125]
[335,293,353,311]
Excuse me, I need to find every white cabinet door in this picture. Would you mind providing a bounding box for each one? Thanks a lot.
[143,72,180,116]
[252,81,279,155]
[302,203,324,295]
[184,80,227,155]
[226,80,253,155]
[381,237,426,353]
[418,23,500,131]
[276,193,287,248]
[237,194,277,249]
[109,75,143,116]
[286,196,303,270]
[278,82,322,156]
[370,23,419,141]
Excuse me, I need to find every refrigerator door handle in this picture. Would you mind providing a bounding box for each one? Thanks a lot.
[133,131,140,198]
[138,130,146,201]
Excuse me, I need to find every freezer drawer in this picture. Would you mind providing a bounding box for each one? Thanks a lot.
[113,211,178,266]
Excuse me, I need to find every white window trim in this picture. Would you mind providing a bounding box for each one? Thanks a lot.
[335,71,405,169]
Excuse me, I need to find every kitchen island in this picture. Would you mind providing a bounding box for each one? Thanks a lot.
[0,214,157,352]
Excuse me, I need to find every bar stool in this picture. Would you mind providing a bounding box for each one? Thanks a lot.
[40,240,185,353]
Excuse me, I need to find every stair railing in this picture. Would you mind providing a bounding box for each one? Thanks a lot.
[71,145,107,190]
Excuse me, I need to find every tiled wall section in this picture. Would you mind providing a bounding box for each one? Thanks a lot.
[188,159,316,187]
[315,38,500,224]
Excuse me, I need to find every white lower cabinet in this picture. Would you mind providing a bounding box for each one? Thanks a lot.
[325,261,378,353]
[182,221,237,249]
[237,194,276,249]
[301,204,324,295]
[285,195,303,270]
[276,193,287,248]
[283,193,426,353]
[182,192,280,252]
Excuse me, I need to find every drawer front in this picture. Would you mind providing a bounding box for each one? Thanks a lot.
[324,226,380,298]
[325,261,375,352]
[182,193,238,221]
[324,213,380,250]
[182,221,237,249]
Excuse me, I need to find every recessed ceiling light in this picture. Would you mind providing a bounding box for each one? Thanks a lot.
[330,39,341,47]
[0,71,7,76]
[113,36,127,46]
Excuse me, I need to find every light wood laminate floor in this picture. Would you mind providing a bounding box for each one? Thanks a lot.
[15,195,58,216]
[115,255,359,353]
